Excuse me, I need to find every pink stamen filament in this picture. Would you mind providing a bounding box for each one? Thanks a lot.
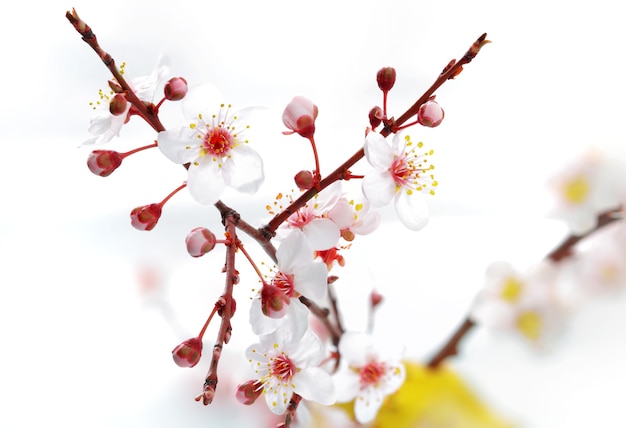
[271,354,296,381]
[359,361,386,387]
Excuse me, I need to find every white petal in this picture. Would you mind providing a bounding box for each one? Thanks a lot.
[327,199,355,229]
[302,218,340,251]
[293,367,336,405]
[394,191,429,231]
[276,230,312,273]
[380,362,406,395]
[354,387,385,423]
[293,261,328,301]
[264,384,292,415]
[362,170,395,206]
[187,158,226,204]
[157,127,202,164]
[332,369,361,402]
[364,132,393,170]
[284,329,324,367]
[222,144,264,193]
[249,298,279,335]
[352,211,381,235]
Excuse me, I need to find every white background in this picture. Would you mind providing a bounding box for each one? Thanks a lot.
[1,1,625,427]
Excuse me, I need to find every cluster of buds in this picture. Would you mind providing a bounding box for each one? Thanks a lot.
[370,66,445,132]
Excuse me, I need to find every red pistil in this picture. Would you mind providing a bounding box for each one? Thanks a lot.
[203,127,234,156]
[359,360,386,387]
[271,354,296,381]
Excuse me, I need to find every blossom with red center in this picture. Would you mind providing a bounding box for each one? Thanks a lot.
[362,132,437,231]
[250,230,328,339]
[333,332,406,423]
[157,84,264,205]
[277,182,342,251]
[327,197,381,241]
[244,329,336,415]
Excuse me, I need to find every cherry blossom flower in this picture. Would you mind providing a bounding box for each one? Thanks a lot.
[333,332,406,424]
[547,150,625,235]
[471,261,566,347]
[250,230,328,339]
[327,197,380,241]
[362,132,437,231]
[84,61,169,146]
[244,328,336,415]
[157,84,264,205]
[277,182,342,250]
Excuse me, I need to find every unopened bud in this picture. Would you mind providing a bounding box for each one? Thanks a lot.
[130,203,162,231]
[164,77,188,101]
[294,170,314,191]
[417,100,444,128]
[370,290,384,308]
[376,67,396,92]
[236,380,263,405]
[109,93,128,116]
[368,106,384,129]
[185,227,216,257]
[87,150,123,177]
[282,96,318,139]
[172,337,203,368]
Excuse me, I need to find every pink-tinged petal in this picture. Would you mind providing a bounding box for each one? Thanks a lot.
[157,126,202,164]
[222,144,264,193]
[293,261,328,301]
[276,230,312,274]
[354,386,385,423]
[187,158,226,205]
[362,170,395,207]
[364,132,394,170]
[302,218,340,251]
[394,191,429,231]
[182,84,225,119]
[352,211,381,235]
[293,367,336,405]
[327,199,355,229]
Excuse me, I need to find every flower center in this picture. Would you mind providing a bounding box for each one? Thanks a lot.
[358,360,386,388]
[500,277,523,303]
[389,136,437,196]
[563,175,589,204]
[271,272,295,297]
[287,206,315,229]
[516,310,542,341]
[270,353,296,381]
[202,127,234,157]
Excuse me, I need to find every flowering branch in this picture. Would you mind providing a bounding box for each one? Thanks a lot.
[195,210,239,405]
[65,9,166,134]
[426,206,624,369]
[261,33,490,236]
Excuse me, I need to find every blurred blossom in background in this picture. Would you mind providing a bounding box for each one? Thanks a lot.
[1,0,625,427]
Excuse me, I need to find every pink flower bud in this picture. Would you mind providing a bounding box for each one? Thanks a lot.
[87,150,123,177]
[172,337,203,368]
[368,106,384,129]
[417,100,445,128]
[376,67,396,92]
[235,380,263,405]
[130,203,162,231]
[164,77,188,101]
[370,290,384,308]
[109,93,128,116]
[282,96,318,139]
[260,283,290,319]
[185,227,216,257]
[294,170,314,191]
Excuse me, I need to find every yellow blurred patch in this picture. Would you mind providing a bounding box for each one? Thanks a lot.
[332,361,513,428]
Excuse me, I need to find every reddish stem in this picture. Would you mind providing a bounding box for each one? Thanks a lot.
[121,141,158,158]
[262,33,489,236]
